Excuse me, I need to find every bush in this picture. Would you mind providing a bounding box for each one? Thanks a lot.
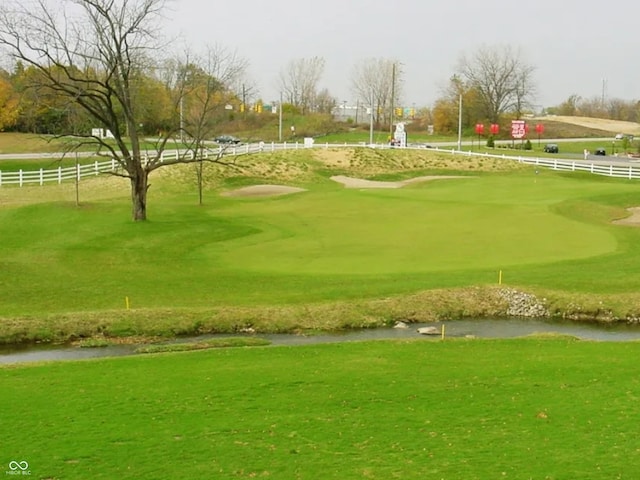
[486,136,495,148]
[524,139,532,150]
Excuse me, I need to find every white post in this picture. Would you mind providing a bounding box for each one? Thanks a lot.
[278,92,283,142]
[457,93,463,150]
[369,93,374,145]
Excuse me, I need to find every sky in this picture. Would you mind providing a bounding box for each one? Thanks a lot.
[165,0,639,110]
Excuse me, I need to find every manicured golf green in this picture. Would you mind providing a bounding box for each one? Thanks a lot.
[0,155,638,317]
[2,338,640,479]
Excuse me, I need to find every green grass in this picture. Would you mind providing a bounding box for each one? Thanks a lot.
[2,147,640,343]
[134,336,271,354]
[2,338,640,479]
[0,163,635,313]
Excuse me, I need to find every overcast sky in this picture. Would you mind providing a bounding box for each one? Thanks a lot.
[165,0,638,110]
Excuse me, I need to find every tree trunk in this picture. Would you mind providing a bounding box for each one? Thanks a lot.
[130,169,149,221]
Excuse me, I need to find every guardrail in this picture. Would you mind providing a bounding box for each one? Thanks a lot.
[1,142,639,187]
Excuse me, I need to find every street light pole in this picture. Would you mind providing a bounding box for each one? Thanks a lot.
[278,92,283,142]
[390,62,396,136]
[179,96,184,144]
[457,93,463,150]
[369,92,374,145]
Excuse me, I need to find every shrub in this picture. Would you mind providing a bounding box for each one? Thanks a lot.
[486,136,495,148]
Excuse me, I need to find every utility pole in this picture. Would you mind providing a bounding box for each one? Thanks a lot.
[179,96,184,144]
[457,93,463,151]
[390,62,396,135]
[278,92,283,142]
[369,92,374,145]
[242,84,247,116]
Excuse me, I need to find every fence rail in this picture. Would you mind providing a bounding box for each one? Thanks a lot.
[1,143,640,187]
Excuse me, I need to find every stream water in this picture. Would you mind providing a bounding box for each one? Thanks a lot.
[2,317,640,365]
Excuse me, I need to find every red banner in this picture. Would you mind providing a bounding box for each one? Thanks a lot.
[535,123,544,134]
[475,123,485,135]
[490,124,500,135]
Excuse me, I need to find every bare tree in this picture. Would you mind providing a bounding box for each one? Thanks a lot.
[278,56,325,114]
[315,88,337,115]
[0,0,243,221]
[351,58,402,126]
[170,46,248,205]
[457,45,535,122]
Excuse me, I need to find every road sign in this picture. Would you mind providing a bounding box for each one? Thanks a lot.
[511,120,526,139]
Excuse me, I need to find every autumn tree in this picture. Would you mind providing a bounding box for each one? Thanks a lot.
[0,69,19,130]
[456,45,536,123]
[432,76,482,135]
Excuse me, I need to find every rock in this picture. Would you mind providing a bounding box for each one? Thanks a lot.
[417,326,440,335]
[393,321,409,329]
[498,288,550,318]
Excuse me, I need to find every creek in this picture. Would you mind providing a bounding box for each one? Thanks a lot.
[2,317,640,365]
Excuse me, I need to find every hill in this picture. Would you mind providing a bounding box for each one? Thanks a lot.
[535,115,640,136]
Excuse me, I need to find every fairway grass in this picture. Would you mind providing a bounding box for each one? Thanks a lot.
[2,338,640,479]
[2,148,640,343]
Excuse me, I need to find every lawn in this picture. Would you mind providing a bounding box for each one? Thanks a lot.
[1,146,640,343]
[0,165,634,314]
[2,338,640,479]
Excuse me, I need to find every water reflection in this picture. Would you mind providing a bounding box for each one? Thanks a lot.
[2,317,640,365]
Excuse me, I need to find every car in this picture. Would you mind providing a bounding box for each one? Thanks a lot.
[615,133,635,141]
[214,135,241,144]
[594,148,606,156]
[544,143,558,153]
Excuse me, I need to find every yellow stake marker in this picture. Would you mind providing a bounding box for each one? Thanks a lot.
[499,270,503,285]
[125,296,130,310]
[441,324,446,340]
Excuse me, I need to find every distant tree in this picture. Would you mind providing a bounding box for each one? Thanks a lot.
[169,46,248,205]
[0,69,20,130]
[432,98,458,134]
[315,88,337,115]
[431,75,482,135]
[351,58,402,127]
[552,94,582,116]
[279,56,325,114]
[456,45,536,122]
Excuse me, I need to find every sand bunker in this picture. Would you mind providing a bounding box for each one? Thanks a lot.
[330,175,469,189]
[222,185,306,197]
[613,207,640,226]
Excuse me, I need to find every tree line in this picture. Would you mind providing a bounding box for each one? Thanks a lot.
[0,0,637,221]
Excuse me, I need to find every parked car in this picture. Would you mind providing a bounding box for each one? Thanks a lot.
[544,143,559,153]
[214,135,241,144]
[594,148,606,156]
[615,133,635,141]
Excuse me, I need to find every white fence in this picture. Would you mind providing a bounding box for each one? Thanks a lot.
[2,143,640,187]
